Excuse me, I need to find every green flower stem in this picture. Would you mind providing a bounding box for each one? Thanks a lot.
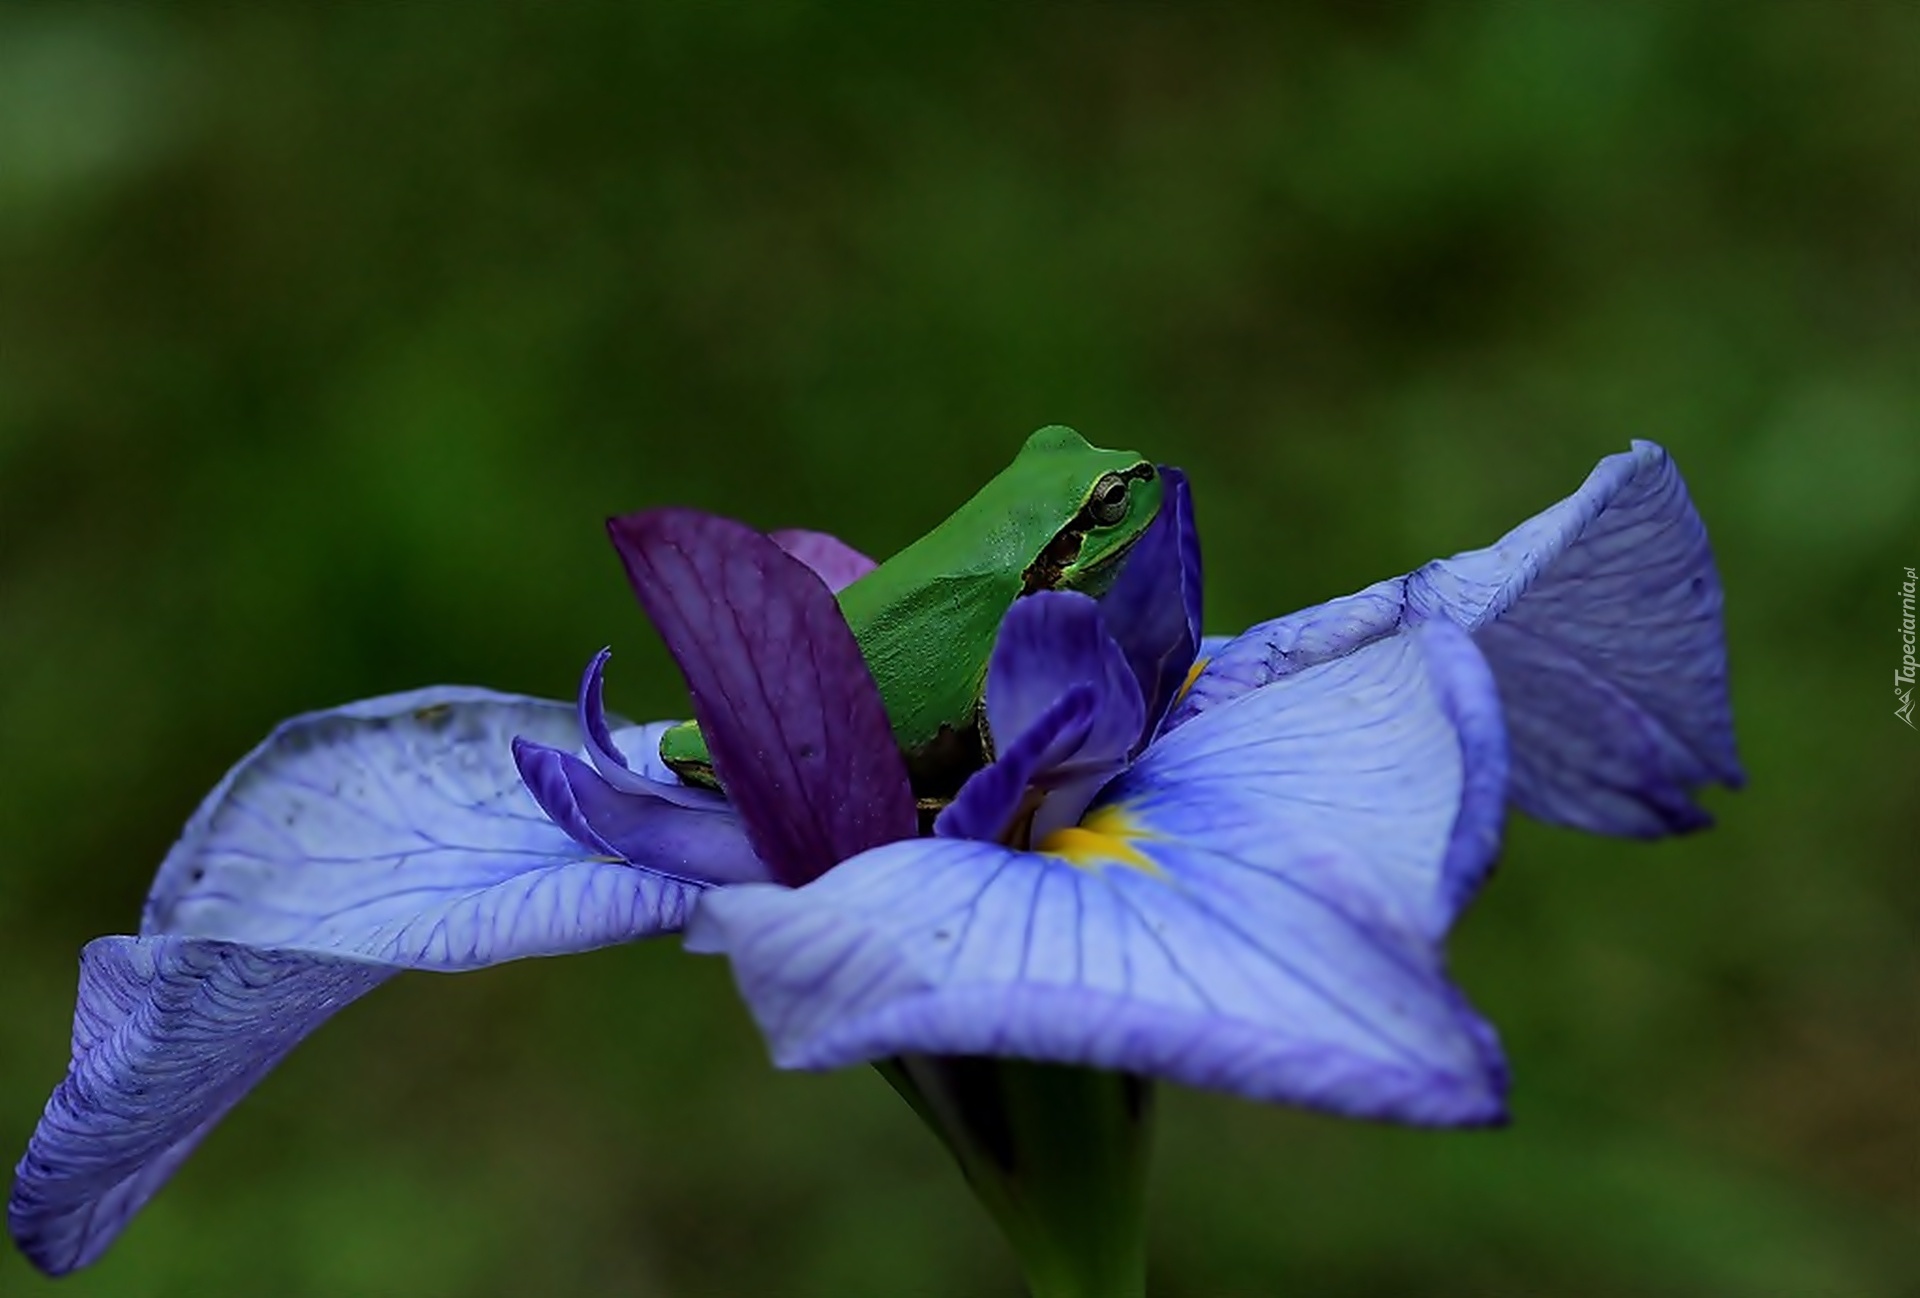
[881,1056,1153,1298]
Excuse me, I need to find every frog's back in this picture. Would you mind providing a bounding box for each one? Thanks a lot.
[659,427,1149,795]
[834,426,1144,778]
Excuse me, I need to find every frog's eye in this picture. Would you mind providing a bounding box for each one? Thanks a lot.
[1088,473,1130,526]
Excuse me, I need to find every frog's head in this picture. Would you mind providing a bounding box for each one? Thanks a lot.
[1014,426,1163,599]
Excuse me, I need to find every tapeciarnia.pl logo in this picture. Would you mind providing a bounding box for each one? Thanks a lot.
[1898,566,1917,729]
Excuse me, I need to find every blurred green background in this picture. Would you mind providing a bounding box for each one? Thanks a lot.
[1,3,1914,1295]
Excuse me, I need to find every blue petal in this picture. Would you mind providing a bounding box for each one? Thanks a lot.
[983,592,1145,777]
[143,687,701,967]
[1097,465,1203,741]
[513,740,770,886]
[576,652,764,806]
[16,687,717,1273]
[1171,443,1740,837]
[576,651,733,809]
[935,686,1097,843]
[962,591,1146,838]
[1167,579,1407,728]
[578,646,650,792]
[689,624,1508,1125]
[1405,441,1743,834]
[10,937,392,1275]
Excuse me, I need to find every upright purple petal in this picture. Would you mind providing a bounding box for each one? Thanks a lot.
[609,509,915,885]
[936,593,1145,843]
[1097,466,1203,740]
[10,938,391,1275]
[770,528,879,593]
[689,623,1509,1125]
[144,687,704,966]
[1404,441,1742,835]
[982,592,1145,774]
[935,686,1097,844]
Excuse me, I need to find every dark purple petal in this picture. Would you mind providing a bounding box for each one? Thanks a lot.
[513,739,770,886]
[688,625,1511,1125]
[935,685,1097,843]
[608,508,915,886]
[144,687,702,966]
[770,528,879,593]
[9,937,393,1275]
[1404,441,1742,835]
[1097,465,1203,742]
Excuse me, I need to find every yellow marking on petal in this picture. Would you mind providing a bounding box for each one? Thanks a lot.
[1038,803,1163,876]
[1175,656,1210,703]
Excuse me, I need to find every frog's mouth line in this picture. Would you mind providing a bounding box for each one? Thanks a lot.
[1019,461,1160,597]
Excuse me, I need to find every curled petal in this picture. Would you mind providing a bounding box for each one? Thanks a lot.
[10,938,392,1275]
[690,624,1508,1125]
[513,740,769,886]
[770,528,879,593]
[608,508,915,885]
[576,649,741,811]
[144,687,700,966]
[573,650,715,808]
[1097,466,1203,741]
[578,646,650,792]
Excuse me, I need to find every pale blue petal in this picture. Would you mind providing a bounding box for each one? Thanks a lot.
[1141,622,1508,937]
[607,719,684,785]
[689,624,1507,1125]
[1167,579,1406,730]
[143,687,699,968]
[1406,440,1743,833]
[1194,633,1236,661]
[1170,443,1740,837]
[15,687,711,1274]
[10,938,391,1275]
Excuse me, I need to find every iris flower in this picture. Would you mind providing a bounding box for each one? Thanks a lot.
[9,442,1738,1288]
